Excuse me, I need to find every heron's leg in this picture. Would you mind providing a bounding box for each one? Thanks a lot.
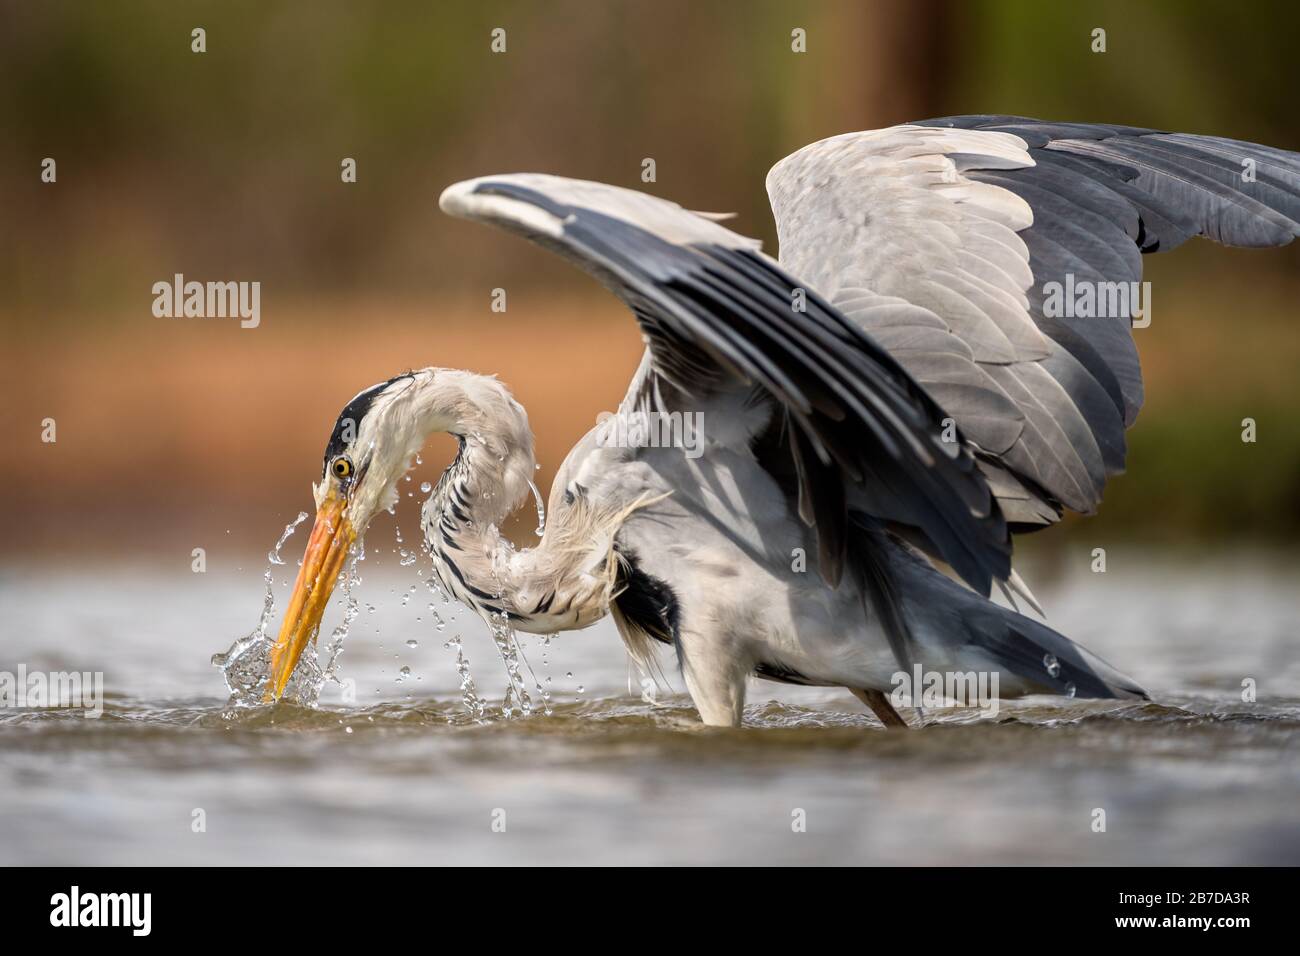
[677,633,747,727]
[850,688,909,729]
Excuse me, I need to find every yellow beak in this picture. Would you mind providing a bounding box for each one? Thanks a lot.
[265,492,357,701]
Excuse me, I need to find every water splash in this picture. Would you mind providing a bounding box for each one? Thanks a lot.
[424,575,487,719]
[220,470,557,720]
[489,608,533,718]
[212,512,362,709]
[480,533,552,718]
[445,633,486,719]
[212,511,312,707]
[268,512,308,566]
[319,556,362,686]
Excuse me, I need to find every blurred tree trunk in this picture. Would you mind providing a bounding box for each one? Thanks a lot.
[808,0,953,134]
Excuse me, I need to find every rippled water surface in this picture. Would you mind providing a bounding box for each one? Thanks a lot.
[2,556,1297,865]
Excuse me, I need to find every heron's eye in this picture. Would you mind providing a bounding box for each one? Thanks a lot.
[331,456,354,480]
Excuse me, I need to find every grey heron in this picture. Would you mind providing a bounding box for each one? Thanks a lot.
[267,116,1300,727]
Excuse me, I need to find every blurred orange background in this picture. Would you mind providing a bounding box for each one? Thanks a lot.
[5,0,1299,563]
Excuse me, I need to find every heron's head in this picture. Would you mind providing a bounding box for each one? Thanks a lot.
[267,369,450,699]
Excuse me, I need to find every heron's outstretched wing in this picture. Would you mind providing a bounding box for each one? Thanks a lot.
[767,116,1300,526]
[440,174,1009,593]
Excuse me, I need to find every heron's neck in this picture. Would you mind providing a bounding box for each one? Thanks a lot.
[419,372,538,612]
[416,371,628,635]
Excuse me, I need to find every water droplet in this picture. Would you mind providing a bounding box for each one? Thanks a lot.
[1043,653,1061,678]
[1065,682,1077,698]
[420,481,432,494]
[527,478,547,537]
[406,639,419,648]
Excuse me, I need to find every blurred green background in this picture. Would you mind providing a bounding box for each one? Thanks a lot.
[4,0,1298,562]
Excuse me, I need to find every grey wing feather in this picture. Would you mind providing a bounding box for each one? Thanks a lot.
[768,117,1300,528]
[440,173,1010,593]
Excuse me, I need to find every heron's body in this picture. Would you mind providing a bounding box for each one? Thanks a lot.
[409,359,1140,726]
[269,116,1300,726]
